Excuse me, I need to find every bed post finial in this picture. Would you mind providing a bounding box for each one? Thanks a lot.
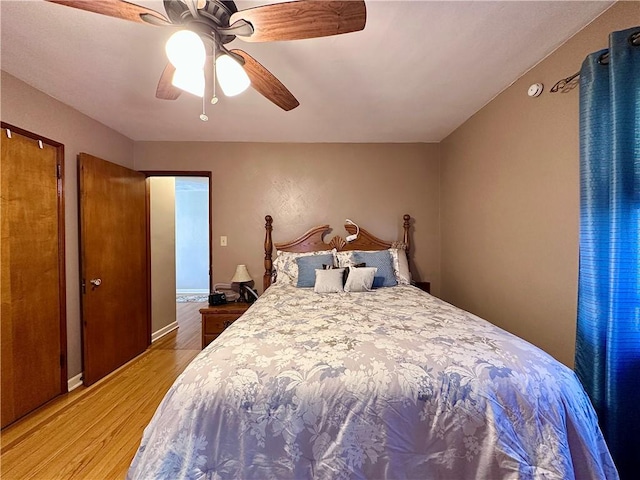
[264,215,273,291]
[403,214,411,257]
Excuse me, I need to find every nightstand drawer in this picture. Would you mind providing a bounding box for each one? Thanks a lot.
[200,303,250,349]
[203,314,238,335]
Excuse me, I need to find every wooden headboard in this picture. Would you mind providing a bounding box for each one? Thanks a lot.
[263,214,411,290]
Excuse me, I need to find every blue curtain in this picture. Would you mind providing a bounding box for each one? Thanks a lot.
[575,26,640,479]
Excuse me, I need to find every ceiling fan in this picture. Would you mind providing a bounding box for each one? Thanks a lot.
[46,0,367,112]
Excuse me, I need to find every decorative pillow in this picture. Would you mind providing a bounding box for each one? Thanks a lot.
[324,262,364,285]
[352,250,397,288]
[272,249,336,285]
[296,254,336,287]
[314,268,345,293]
[344,267,377,292]
[336,250,367,268]
[336,250,353,268]
[389,248,411,285]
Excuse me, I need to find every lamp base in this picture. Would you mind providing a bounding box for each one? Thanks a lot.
[239,284,258,303]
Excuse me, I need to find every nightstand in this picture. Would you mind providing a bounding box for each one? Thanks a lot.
[414,281,431,294]
[200,303,250,348]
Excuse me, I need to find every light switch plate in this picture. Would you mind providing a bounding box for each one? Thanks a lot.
[220,236,227,246]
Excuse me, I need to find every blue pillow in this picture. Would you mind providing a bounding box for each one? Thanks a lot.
[296,254,335,287]
[352,251,397,288]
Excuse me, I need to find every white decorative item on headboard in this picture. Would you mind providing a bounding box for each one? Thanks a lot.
[345,219,360,242]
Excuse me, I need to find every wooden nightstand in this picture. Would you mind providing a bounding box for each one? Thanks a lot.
[200,303,250,349]
[414,281,431,294]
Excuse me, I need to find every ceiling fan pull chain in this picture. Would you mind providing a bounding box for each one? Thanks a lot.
[200,94,209,122]
[211,43,219,105]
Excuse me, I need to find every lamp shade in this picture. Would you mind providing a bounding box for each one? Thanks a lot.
[230,264,252,283]
[216,54,251,97]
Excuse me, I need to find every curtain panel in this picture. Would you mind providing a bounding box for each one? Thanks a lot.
[575,26,640,479]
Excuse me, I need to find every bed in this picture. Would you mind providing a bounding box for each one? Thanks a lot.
[127,215,617,479]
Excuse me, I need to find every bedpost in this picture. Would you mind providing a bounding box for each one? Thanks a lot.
[264,215,273,291]
[403,214,411,258]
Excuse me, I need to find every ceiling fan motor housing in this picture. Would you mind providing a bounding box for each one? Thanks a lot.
[165,0,239,44]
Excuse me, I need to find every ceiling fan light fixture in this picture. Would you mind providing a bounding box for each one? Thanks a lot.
[165,30,206,70]
[48,0,366,111]
[171,67,205,97]
[216,54,251,97]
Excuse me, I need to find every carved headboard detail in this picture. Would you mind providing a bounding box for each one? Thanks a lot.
[263,214,411,290]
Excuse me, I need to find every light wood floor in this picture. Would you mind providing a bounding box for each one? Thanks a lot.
[0,302,206,480]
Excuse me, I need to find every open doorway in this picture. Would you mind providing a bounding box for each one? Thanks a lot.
[175,177,210,301]
[146,171,211,348]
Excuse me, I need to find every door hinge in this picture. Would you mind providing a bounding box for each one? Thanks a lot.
[56,163,62,179]
[81,279,86,294]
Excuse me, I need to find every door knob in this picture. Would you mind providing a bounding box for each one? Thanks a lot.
[90,278,102,287]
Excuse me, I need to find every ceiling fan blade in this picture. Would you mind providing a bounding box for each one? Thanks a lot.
[46,0,171,25]
[230,1,366,42]
[156,63,182,100]
[231,49,299,111]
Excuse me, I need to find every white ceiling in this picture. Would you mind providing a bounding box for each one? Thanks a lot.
[1,0,613,143]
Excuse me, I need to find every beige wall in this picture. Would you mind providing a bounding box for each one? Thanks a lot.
[150,177,177,335]
[1,71,135,379]
[134,143,441,295]
[440,1,638,368]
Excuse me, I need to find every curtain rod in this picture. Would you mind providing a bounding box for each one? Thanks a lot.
[550,71,580,93]
[551,30,639,93]
[551,52,611,93]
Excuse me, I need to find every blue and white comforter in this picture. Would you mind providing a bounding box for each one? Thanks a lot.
[128,284,617,479]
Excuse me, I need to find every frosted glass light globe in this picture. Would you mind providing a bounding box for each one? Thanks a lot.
[171,67,205,97]
[216,54,251,97]
[165,30,206,70]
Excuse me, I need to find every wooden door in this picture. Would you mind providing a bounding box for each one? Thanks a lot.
[1,125,67,428]
[78,153,149,386]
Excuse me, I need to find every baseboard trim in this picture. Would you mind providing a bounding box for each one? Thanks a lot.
[152,321,179,343]
[67,373,83,392]
[176,289,208,295]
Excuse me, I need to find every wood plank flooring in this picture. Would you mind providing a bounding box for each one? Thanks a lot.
[0,302,206,480]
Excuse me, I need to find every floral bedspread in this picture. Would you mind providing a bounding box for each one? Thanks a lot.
[128,284,617,480]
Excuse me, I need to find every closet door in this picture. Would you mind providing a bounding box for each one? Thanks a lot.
[1,125,66,428]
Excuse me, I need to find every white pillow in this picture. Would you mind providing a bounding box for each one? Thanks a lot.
[272,249,336,285]
[344,267,377,292]
[389,248,412,285]
[314,268,345,293]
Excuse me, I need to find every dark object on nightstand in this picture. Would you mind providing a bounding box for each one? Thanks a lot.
[239,284,259,303]
[208,291,227,305]
[200,303,250,348]
[414,281,431,294]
